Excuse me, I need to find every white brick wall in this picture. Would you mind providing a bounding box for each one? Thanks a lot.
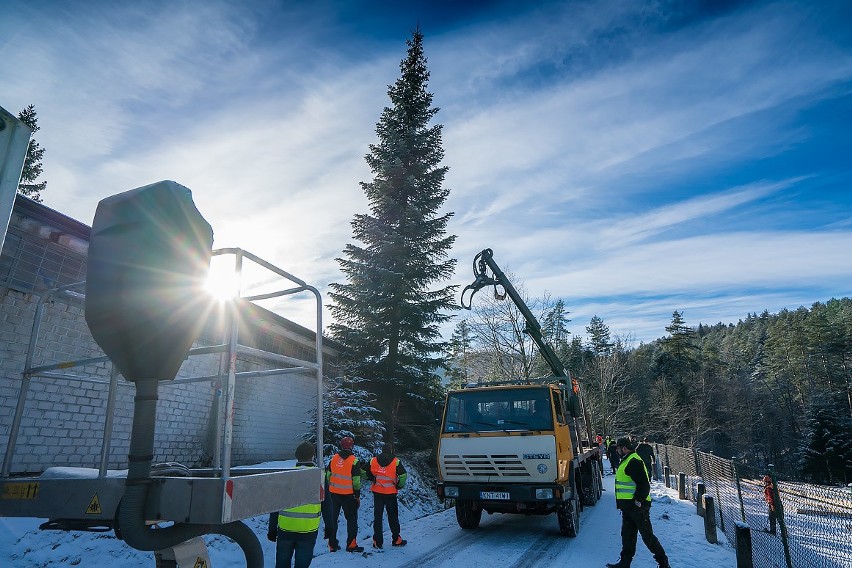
[1,286,320,474]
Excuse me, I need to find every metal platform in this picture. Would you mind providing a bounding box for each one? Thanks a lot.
[0,248,325,529]
[0,466,320,525]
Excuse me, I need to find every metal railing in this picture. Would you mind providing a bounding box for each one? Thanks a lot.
[656,444,852,568]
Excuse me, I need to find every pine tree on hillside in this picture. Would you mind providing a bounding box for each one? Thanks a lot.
[17,105,47,202]
[303,375,385,462]
[328,28,457,451]
[445,319,473,389]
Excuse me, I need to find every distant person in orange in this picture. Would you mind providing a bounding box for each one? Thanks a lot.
[763,474,777,535]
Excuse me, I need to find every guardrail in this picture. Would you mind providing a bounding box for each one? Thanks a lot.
[655,444,851,568]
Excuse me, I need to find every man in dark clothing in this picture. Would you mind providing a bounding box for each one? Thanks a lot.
[606,437,621,474]
[267,442,322,568]
[635,438,656,481]
[325,436,364,553]
[607,438,670,568]
[364,446,409,548]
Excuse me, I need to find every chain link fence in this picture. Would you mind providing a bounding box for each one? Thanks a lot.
[654,444,852,568]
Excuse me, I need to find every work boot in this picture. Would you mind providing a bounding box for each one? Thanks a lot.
[605,559,630,568]
[346,539,364,553]
[328,541,340,552]
[392,535,407,547]
[372,538,383,549]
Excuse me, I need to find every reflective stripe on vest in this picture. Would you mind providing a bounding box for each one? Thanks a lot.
[615,453,651,501]
[370,457,398,495]
[329,454,356,494]
[278,503,322,533]
[278,465,322,533]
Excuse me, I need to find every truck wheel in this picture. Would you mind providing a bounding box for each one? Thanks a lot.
[557,499,579,537]
[455,500,482,529]
[582,483,597,506]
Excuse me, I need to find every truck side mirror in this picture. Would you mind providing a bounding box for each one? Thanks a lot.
[434,401,445,424]
[84,181,213,382]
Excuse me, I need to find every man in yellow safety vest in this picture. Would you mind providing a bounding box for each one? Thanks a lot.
[268,442,323,568]
[607,437,670,568]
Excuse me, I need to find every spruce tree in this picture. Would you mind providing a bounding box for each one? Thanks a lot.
[16,105,47,202]
[328,28,457,450]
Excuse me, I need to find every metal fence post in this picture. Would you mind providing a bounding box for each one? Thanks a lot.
[734,521,753,568]
[733,458,746,523]
[678,472,686,500]
[703,495,718,544]
[696,482,706,517]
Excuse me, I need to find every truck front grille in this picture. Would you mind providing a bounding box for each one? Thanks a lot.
[442,454,530,478]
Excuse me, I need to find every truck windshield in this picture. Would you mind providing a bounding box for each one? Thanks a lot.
[443,388,554,433]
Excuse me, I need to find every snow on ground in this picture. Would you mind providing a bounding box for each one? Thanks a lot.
[0,456,736,567]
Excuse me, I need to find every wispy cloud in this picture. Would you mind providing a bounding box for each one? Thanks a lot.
[3,0,850,341]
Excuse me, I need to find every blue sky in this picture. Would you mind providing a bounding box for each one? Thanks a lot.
[3,0,851,345]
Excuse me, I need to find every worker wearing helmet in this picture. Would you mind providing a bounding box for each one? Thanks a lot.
[325,436,364,553]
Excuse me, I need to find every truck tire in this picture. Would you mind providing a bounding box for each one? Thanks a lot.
[557,499,579,537]
[455,500,482,529]
[582,482,597,506]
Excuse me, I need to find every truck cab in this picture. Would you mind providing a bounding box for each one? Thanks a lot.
[436,380,601,536]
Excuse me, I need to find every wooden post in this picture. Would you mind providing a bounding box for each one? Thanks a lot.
[664,466,671,488]
[703,494,718,544]
[696,482,706,517]
[734,521,753,568]
[678,472,686,500]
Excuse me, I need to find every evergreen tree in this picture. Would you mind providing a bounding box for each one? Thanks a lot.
[586,315,613,356]
[445,319,473,389]
[303,375,385,462]
[328,29,457,450]
[16,105,46,202]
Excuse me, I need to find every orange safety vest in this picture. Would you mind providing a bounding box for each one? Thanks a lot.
[370,457,399,495]
[329,454,356,494]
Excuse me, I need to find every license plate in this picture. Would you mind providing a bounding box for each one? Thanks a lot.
[480,491,510,500]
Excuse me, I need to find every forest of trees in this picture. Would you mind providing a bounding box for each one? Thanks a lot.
[446,297,852,484]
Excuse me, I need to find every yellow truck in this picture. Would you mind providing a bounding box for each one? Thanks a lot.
[436,250,602,536]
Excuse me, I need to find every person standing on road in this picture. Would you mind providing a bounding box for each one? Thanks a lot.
[365,445,408,549]
[636,438,656,481]
[607,437,670,568]
[267,442,322,568]
[326,436,364,553]
[606,436,621,474]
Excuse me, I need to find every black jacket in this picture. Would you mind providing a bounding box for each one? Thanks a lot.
[616,452,651,510]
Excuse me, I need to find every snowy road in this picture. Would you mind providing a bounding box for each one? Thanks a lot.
[303,473,736,568]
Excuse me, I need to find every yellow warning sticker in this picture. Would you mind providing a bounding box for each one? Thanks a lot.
[86,493,102,515]
[1,482,39,500]
[193,558,208,568]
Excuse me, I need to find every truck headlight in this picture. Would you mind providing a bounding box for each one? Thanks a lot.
[535,488,553,500]
[445,486,459,498]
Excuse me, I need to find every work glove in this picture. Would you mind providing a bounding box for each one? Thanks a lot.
[267,532,277,542]
[355,496,361,508]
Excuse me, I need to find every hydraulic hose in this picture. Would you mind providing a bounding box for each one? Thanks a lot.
[118,380,263,567]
